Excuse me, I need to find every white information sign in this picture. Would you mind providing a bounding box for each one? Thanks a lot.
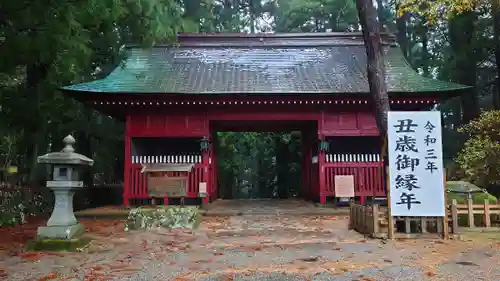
[199,182,207,198]
[334,175,355,197]
[387,111,445,217]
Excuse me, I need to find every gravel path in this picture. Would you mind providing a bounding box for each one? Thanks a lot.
[0,215,498,280]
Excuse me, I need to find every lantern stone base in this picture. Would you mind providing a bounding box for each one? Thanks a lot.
[28,236,90,252]
[30,223,89,252]
[36,223,84,240]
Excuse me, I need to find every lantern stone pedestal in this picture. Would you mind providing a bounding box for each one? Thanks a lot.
[29,135,94,251]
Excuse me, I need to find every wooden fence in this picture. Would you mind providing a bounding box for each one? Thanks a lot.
[450,199,500,230]
[350,200,500,239]
[323,161,386,202]
[349,203,452,239]
[126,163,207,201]
[349,204,380,235]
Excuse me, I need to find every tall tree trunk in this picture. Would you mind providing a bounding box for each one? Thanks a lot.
[376,0,385,30]
[249,0,256,33]
[492,0,500,109]
[184,0,201,29]
[329,12,340,31]
[395,4,409,58]
[421,22,430,77]
[355,0,390,137]
[25,64,49,183]
[449,12,478,123]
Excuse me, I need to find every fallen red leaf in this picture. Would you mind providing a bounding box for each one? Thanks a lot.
[91,265,105,271]
[19,252,42,261]
[0,269,8,280]
[108,263,129,270]
[424,271,436,277]
[58,277,79,281]
[38,272,59,281]
[249,246,262,251]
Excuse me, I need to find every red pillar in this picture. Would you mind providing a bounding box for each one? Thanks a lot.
[202,147,210,205]
[318,133,327,205]
[319,149,326,204]
[123,116,131,206]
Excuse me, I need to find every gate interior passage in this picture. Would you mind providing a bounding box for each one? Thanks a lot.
[60,32,471,206]
[211,120,314,200]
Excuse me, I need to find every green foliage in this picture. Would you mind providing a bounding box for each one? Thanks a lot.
[269,0,358,32]
[125,206,201,231]
[0,0,497,212]
[216,132,302,199]
[0,0,186,184]
[455,110,500,187]
[0,184,53,227]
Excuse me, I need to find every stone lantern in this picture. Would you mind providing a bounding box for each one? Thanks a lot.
[35,135,93,244]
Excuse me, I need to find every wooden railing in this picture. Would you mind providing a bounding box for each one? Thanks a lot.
[126,163,206,199]
[326,153,381,163]
[131,154,202,164]
[450,199,500,231]
[323,161,385,198]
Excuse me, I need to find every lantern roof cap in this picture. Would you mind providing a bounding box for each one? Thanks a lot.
[37,135,94,166]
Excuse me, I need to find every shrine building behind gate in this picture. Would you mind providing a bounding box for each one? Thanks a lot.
[61,32,469,206]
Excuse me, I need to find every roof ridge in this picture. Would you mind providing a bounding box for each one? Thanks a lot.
[125,32,396,48]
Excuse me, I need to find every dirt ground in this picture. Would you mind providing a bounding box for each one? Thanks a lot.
[0,215,498,281]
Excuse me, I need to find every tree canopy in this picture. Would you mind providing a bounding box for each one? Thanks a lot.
[1,0,500,200]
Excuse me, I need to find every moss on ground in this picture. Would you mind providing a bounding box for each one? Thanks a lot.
[27,236,91,252]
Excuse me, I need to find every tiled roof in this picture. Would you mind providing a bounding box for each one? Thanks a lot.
[62,33,469,95]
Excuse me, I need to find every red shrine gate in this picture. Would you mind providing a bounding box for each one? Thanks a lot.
[61,32,469,206]
[125,107,391,205]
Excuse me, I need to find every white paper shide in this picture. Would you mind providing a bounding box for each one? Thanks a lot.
[388,111,445,217]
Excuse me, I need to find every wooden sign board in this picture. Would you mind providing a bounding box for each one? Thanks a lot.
[148,175,187,197]
[335,175,355,197]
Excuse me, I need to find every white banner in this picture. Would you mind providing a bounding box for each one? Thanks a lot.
[387,111,445,217]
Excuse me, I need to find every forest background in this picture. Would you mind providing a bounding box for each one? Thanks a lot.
[1,0,499,223]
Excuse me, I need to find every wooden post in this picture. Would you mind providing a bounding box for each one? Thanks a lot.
[349,202,354,229]
[404,217,411,234]
[372,204,380,235]
[355,206,360,231]
[467,196,475,227]
[442,168,449,239]
[421,217,427,233]
[363,206,371,231]
[437,217,443,234]
[451,199,459,234]
[484,199,491,227]
[385,166,395,239]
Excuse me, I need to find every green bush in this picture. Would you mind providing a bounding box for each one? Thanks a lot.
[447,191,498,204]
[0,184,53,227]
[456,110,500,189]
